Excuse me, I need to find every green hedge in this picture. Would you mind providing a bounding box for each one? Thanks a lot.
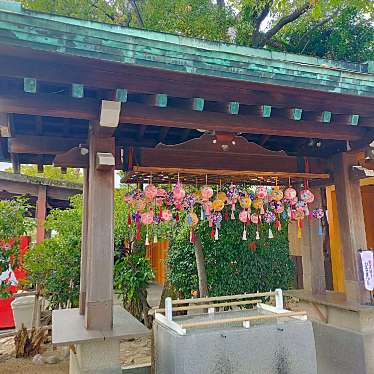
[167,218,295,297]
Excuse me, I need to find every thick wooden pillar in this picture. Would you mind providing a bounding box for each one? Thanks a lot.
[79,168,89,315]
[85,132,115,330]
[35,185,46,243]
[333,152,370,304]
[308,187,326,295]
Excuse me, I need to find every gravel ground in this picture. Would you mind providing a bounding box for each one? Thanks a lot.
[0,335,151,373]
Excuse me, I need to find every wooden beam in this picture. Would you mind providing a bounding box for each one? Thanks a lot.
[133,166,330,180]
[0,93,370,141]
[1,53,373,116]
[0,92,99,120]
[36,185,46,243]
[8,135,86,154]
[79,169,89,315]
[120,102,369,141]
[11,153,20,173]
[333,152,371,304]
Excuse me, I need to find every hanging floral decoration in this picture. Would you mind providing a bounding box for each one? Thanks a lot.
[123,178,325,244]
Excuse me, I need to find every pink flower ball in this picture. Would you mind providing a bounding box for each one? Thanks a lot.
[251,213,259,224]
[239,210,249,223]
[300,189,315,204]
[144,184,158,200]
[173,183,186,201]
[256,186,268,199]
[201,186,214,201]
[284,187,297,200]
[157,188,167,198]
[161,209,172,221]
[141,211,154,225]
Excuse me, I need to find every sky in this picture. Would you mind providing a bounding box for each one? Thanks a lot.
[0,162,10,171]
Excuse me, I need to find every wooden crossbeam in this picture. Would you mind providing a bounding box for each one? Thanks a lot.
[0,92,370,142]
[8,135,86,154]
[1,53,373,117]
[120,102,368,141]
[133,166,330,180]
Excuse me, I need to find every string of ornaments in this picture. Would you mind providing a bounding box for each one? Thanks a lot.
[124,177,325,245]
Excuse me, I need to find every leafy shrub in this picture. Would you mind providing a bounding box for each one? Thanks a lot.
[24,195,82,308]
[114,252,154,327]
[168,218,295,297]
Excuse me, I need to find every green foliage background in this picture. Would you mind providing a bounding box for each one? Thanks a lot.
[0,197,34,298]
[168,217,294,298]
[24,195,82,308]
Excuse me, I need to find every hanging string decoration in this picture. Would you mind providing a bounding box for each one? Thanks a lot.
[123,178,325,244]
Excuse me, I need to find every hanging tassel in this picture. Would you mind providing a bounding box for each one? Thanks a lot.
[231,210,235,220]
[145,231,149,246]
[260,206,265,215]
[299,219,304,229]
[190,229,194,243]
[268,227,274,239]
[318,220,323,236]
[304,205,309,217]
[297,220,301,239]
[256,229,260,240]
[211,226,215,238]
[153,233,158,243]
[242,226,247,241]
[159,205,163,219]
[175,212,180,222]
[127,213,132,225]
[275,219,281,231]
[136,222,141,241]
[225,211,229,221]
[215,226,219,241]
[200,207,204,220]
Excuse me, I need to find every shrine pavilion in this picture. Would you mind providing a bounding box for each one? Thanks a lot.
[0,1,374,373]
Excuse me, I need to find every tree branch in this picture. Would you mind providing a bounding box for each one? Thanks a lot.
[90,1,116,22]
[261,2,311,46]
[129,0,144,28]
[297,7,343,51]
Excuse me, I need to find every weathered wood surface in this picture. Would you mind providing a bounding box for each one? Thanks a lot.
[84,132,115,330]
[333,152,371,304]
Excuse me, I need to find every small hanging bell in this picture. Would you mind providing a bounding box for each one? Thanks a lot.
[268,227,274,239]
[242,226,247,241]
[215,227,219,241]
[256,230,260,240]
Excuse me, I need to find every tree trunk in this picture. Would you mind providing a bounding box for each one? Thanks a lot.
[193,232,208,297]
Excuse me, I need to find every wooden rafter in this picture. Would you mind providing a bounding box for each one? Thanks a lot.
[1,92,370,142]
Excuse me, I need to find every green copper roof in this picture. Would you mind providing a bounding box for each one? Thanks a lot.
[0,0,373,97]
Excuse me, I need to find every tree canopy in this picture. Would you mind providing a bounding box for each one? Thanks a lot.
[22,0,374,62]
